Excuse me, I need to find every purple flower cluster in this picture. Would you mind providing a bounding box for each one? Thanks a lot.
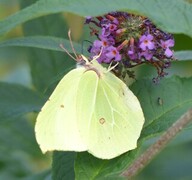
[85,12,175,81]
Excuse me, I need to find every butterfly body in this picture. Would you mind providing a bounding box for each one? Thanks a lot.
[35,58,144,159]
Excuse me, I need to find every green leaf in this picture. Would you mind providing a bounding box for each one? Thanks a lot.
[0,82,44,122]
[74,76,192,179]
[0,36,82,54]
[0,148,37,179]
[0,118,41,156]
[174,51,192,61]
[52,152,75,180]
[131,76,192,139]
[75,152,109,180]
[21,1,76,93]
[75,151,138,180]
[0,0,192,37]
[24,170,51,180]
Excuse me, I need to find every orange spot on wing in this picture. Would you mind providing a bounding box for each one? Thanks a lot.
[99,118,105,124]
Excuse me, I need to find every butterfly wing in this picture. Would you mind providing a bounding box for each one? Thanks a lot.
[76,69,144,159]
[35,68,87,153]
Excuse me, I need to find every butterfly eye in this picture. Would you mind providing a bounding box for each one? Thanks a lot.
[76,59,86,66]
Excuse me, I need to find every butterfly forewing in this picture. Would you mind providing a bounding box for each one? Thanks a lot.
[35,68,87,153]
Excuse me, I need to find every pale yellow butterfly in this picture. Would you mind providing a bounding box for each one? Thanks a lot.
[35,31,145,159]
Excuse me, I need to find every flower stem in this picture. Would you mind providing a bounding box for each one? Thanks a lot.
[121,109,192,178]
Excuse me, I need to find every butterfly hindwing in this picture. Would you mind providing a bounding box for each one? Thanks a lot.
[76,65,144,159]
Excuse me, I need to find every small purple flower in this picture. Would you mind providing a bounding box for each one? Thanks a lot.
[139,34,155,51]
[93,40,102,48]
[85,16,92,24]
[101,27,111,37]
[101,39,110,47]
[128,46,137,60]
[100,18,111,27]
[105,46,121,62]
[96,52,107,64]
[90,40,102,56]
[105,14,119,25]
[108,23,117,32]
[139,50,153,60]
[94,37,115,48]
[161,39,174,48]
[90,46,107,64]
[103,37,115,46]
[164,48,173,57]
[160,39,174,57]
[107,37,115,45]
[112,18,119,25]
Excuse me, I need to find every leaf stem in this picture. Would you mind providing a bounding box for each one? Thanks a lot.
[121,109,192,178]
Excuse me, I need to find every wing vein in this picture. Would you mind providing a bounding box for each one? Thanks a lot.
[87,75,99,130]
[102,80,125,122]
[101,84,115,126]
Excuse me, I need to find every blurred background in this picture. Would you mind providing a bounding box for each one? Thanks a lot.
[0,0,192,179]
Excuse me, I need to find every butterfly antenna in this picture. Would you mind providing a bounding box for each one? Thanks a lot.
[80,54,89,64]
[92,47,103,62]
[107,61,113,70]
[107,62,119,72]
[68,29,78,60]
[59,43,77,61]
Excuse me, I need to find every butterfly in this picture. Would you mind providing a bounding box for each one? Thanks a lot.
[35,31,145,159]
